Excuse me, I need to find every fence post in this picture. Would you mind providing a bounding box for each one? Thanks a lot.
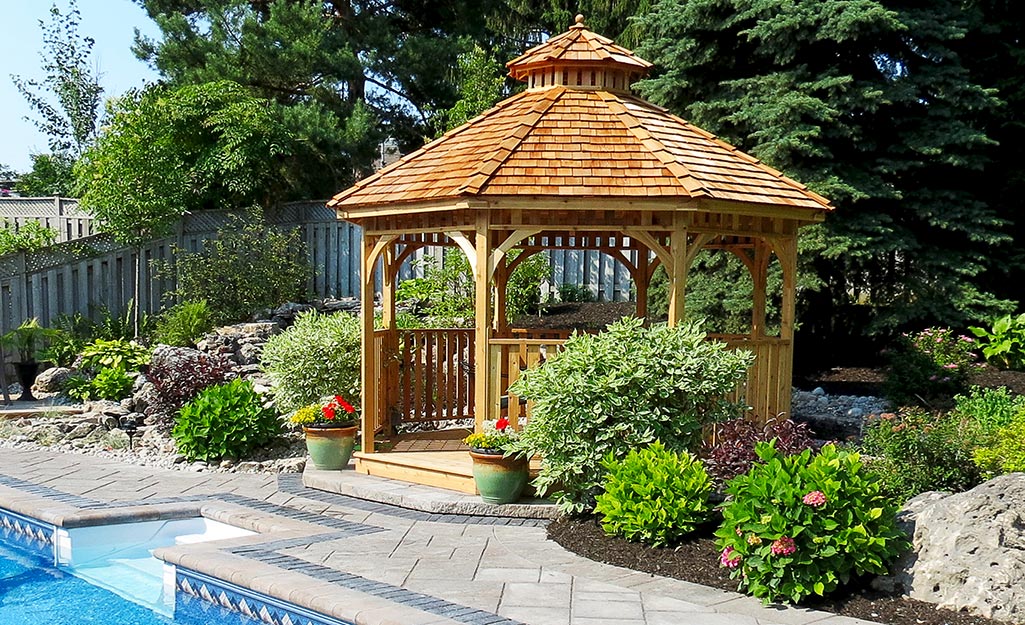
[14,251,29,323]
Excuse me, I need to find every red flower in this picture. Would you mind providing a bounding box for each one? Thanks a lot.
[322,404,336,421]
[335,396,356,414]
[495,417,510,431]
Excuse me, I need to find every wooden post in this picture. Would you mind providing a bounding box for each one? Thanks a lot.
[668,215,688,327]
[494,256,509,336]
[634,248,649,320]
[774,234,798,421]
[381,244,398,436]
[777,236,797,342]
[473,212,492,432]
[751,240,770,339]
[360,230,378,454]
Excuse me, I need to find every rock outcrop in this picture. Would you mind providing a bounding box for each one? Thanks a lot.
[878,474,1025,623]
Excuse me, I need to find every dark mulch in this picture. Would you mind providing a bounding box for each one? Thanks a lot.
[796,364,1025,398]
[549,516,999,625]
[512,301,639,331]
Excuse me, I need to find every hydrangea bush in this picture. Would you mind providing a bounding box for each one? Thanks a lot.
[884,327,979,405]
[716,442,908,604]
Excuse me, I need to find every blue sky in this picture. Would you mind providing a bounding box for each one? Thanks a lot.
[1,0,160,171]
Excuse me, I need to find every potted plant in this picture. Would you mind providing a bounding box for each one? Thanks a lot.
[290,395,359,470]
[464,417,530,504]
[1,318,56,402]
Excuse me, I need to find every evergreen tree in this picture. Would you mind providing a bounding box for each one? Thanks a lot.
[132,0,501,166]
[636,0,1011,345]
[956,0,1025,313]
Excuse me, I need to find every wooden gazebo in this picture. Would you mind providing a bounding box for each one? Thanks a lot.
[328,17,831,491]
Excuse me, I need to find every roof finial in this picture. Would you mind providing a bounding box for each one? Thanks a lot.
[573,14,585,28]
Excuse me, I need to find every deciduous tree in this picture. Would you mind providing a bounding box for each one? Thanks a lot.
[11,0,102,159]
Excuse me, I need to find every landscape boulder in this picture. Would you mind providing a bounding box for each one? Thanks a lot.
[32,366,72,393]
[877,473,1025,623]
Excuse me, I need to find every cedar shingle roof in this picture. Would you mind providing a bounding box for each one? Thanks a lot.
[328,19,831,214]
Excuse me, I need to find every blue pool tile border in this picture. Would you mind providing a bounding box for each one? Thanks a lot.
[177,566,355,625]
[0,506,56,546]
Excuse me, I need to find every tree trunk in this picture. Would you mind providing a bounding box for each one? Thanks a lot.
[134,245,143,337]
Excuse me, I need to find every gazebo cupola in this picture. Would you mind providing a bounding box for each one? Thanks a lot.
[328,16,831,489]
[507,15,652,94]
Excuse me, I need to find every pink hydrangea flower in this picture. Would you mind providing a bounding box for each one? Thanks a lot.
[771,536,796,556]
[802,490,826,507]
[720,546,742,568]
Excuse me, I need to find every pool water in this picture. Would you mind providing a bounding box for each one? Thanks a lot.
[0,525,259,625]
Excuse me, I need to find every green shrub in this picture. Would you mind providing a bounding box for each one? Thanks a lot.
[93,299,153,341]
[172,378,282,461]
[973,411,1025,478]
[506,251,550,318]
[165,211,310,324]
[79,339,151,373]
[260,310,362,413]
[716,442,908,605]
[63,367,134,401]
[0,220,57,256]
[557,283,596,303]
[860,408,982,503]
[396,249,473,325]
[952,386,1025,435]
[153,300,215,347]
[595,441,712,547]
[884,327,978,406]
[508,317,752,513]
[969,314,1025,371]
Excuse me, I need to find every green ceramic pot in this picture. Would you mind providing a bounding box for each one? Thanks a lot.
[469,450,529,504]
[303,425,357,470]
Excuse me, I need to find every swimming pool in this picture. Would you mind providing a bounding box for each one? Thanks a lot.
[0,518,260,625]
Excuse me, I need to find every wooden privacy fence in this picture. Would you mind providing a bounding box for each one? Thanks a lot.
[0,202,364,335]
[0,197,94,243]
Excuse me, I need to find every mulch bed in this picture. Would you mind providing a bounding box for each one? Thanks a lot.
[548,516,999,625]
[797,364,1025,398]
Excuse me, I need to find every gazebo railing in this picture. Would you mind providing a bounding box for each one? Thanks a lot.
[489,336,567,429]
[395,328,476,424]
[380,328,792,431]
[708,334,793,423]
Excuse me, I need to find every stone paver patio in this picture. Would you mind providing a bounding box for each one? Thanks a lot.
[0,447,877,625]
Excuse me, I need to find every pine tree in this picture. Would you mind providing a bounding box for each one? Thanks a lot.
[636,0,1012,345]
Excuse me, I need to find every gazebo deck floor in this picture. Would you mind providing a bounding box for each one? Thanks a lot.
[353,428,539,495]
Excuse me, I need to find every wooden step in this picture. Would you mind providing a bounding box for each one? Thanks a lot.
[354,451,479,495]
